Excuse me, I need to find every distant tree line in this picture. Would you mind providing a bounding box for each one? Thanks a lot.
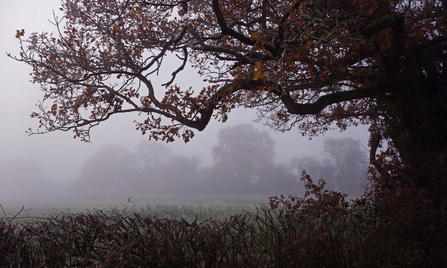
[69,124,368,197]
[291,138,369,195]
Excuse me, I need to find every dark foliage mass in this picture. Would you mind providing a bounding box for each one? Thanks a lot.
[1,174,446,267]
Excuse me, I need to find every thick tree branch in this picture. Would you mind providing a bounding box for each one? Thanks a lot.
[280,86,386,115]
[418,34,447,50]
[361,14,405,38]
[211,0,255,46]
[192,80,388,132]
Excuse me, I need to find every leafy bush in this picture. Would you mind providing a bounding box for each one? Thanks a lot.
[1,173,445,267]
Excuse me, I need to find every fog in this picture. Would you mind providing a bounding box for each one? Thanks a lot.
[0,0,370,210]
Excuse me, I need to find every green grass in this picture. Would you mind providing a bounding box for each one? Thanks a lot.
[1,192,445,267]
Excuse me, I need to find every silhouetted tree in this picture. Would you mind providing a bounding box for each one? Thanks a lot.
[74,145,137,196]
[211,124,275,194]
[159,155,201,194]
[323,138,368,195]
[290,156,337,191]
[257,163,300,195]
[131,141,174,194]
[72,142,204,196]
[12,0,447,201]
[290,138,367,195]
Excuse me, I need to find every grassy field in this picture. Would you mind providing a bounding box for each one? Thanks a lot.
[1,191,445,267]
[1,194,271,221]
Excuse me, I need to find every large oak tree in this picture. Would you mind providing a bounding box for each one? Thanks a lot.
[10,0,447,200]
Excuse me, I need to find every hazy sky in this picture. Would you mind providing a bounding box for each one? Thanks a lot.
[0,0,370,184]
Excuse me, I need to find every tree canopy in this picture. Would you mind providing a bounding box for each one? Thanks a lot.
[73,142,202,196]
[322,138,368,194]
[290,137,368,195]
[10,0,447,199]
[211,124,276,194]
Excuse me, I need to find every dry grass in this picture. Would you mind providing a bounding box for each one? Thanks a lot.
[1,176,445,267]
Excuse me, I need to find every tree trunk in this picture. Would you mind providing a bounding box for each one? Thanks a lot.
[380,67,447,202]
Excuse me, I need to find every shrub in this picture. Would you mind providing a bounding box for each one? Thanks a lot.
[1,173,445,267]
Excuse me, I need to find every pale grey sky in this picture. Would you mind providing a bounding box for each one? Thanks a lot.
[0,0,370,184]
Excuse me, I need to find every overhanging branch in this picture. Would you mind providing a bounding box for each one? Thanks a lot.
[361,14,405,38]
[212,0,255,46]
[280,85,386,115]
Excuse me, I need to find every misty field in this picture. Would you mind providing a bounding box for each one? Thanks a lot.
[0,194,269,220]
[1,181,445,267]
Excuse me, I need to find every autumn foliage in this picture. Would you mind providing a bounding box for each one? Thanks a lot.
[9,1,447,199]
[9,0,445,138]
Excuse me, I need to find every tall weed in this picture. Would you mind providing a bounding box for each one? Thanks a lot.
[0,172,445,267]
